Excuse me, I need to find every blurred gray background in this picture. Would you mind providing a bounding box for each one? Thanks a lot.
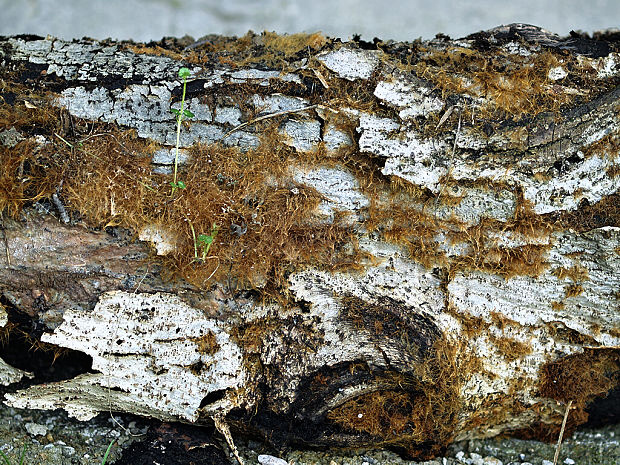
[0,0,619,42]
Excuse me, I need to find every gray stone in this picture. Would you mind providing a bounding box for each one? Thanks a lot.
[0,127,24,147]
[25,422,48,436]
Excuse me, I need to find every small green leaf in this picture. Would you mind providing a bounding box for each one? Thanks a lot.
[183,109,195,118]
[170,108,181,116]
[169,180,186,189]
[178,67,191,78]
[198,234,213,245]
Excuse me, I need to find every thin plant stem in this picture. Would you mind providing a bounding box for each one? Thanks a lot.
[1,212,11,267]
[171,69,191,195]
[54,132,74,148]
[174,76,187,187]
[221,105,318,140]
[553,399,573,465]
[137,179,157,192]
[187,217,199,261]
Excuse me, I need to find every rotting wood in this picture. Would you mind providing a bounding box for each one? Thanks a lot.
[0,24,619,459]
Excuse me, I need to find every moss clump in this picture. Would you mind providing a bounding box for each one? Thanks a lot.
[564,283,585,297]
[411,45,608,121]
[551,264,590,282]
[326,337,481,459]
[0,72,366,292]
[0,141,60,217]
[0,86,66,217]
[531,348,620,439]
[261,31,328,57]
[66,127,365,291]
[365,180,555,279]
[328,389,415,438]
[133,31,331,71]
[488,334,532,362]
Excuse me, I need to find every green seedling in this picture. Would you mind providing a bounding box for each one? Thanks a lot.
[0,444,27,465]
[187,218,218,263]
[170,67,194,195]
[197,224,219,261]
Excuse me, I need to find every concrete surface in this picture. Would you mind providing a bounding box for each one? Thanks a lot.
[0,0,619,42]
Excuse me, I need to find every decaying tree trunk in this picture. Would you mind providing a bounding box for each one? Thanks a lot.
[0,24,619,458]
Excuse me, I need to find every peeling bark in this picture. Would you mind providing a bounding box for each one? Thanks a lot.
[1,25,619,458]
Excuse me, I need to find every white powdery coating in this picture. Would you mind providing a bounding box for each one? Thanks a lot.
[317,47,379,80]
[151,147,189,166]
[374,79,444,119]
[596,53,618,78]
[448,228,620,346]
[358,114,448,192]
[214,106,242,126]
[250,94,311,113]
[282,119,321,152]
[323,124,352,151]
[230,69,301,86]
[8,37,179,83]
[433,185,517,224]
[15,291,245,421]
[502,41,532,57]
[59,86,113,120]
[179,97,213,122]
[452,120,620,215]
[286,240,457,380]
[547,66,568,80]
[290,239,446,319]
[447,227,620,438]
[8,37,53,63]
[57,86,307,152]
[292,166,369,217]
[525,154,620,214]
[230,69,280,84]
[58,85,173,139]
[580,53,620,79]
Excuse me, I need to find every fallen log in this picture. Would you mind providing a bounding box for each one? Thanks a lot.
[0,24,619,459]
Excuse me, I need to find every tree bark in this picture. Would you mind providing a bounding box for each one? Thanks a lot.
[1,24,619,458]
